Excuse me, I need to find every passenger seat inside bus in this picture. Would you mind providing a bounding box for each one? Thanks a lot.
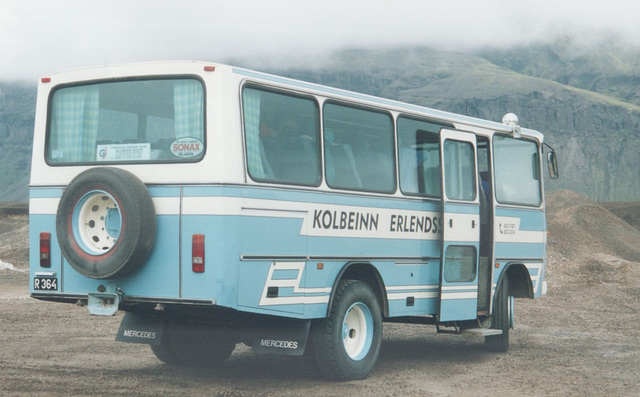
[356,151,393,191]
[272,137,318,183]
[326,143,362,189]
[423,166,441,197]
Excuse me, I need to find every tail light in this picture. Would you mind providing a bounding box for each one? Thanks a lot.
[40,232,51,267]
[192,234,205,273]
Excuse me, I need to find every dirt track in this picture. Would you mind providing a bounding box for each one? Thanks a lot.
[1,191,640,396]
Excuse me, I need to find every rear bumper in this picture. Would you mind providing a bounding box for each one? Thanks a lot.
[30,293,216,307]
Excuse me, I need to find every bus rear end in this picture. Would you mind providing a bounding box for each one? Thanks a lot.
[29,62,237,313]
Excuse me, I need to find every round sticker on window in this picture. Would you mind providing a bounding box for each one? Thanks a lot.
[170,138,204,158]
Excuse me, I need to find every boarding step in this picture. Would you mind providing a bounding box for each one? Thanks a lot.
[461,328,503,336]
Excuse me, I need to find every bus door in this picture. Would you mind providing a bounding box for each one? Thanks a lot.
[438,129,480,322]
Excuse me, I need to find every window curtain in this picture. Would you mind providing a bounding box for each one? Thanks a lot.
[174,80,204,140]
[51,86,99,162]
[243,89,264,178]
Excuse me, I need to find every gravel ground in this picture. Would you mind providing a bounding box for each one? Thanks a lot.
[1,191,639,396]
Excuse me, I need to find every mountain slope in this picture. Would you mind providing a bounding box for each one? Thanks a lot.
[274,46,640,201]
[479,36,640,106]
[2,41,640,201]
[0,82,35,202]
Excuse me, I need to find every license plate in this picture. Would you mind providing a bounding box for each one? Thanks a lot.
[34,277,58,291]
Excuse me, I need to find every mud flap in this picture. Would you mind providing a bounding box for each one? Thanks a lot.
[250,318,311,356]
[115,312,164,346]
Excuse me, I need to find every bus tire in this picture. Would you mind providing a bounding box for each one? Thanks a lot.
[310,280,382,381]
[149,335,181,366]
[56,167,156,279]
[151,322,236,367]
[485,276,511,352]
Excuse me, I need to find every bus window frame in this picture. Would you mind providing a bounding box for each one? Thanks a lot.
[492,133,543,208]
[322,100,397,194]
[44,75,208,167]
[240,83,323,187]
[396,114,452,199]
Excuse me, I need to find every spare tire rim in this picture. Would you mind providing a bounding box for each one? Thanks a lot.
[72,190,122,255]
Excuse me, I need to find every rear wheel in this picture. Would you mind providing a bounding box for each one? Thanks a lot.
[310,280,382,380]
[485,276,512,352]
[151,322,237,367]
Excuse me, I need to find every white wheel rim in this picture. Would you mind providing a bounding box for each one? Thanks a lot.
[73,191,121,255]
[342,302,374,361]
[508,295,515,329]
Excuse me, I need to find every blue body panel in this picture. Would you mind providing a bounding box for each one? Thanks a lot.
[494,206,547,297]
[30,184,547,320]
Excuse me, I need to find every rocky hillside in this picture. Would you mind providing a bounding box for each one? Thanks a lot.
[0,82,35,202]
[274,42,640,202]
[2,38,640,201]
[601,201,640,231]
[547,190,640,264]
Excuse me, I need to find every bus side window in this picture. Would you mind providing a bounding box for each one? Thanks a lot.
[397,117,442,198]
[443,139,476,201]
[243,86,321,186]
[323,103,395,193]
[325,138,362,189]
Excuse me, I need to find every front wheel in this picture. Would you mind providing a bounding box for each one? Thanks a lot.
[309,280,382,381]
[485,276,512,352]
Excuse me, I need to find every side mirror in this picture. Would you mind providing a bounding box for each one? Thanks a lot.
[547,151,559,179]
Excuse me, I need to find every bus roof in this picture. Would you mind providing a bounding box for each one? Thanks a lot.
[40,60,544,142]
[231,66,544,142]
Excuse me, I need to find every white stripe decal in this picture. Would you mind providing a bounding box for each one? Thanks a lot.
[386,284,439,301]
[525,263,543,293]
[441,292,478,300]
[29,198,59,215]
[153,197,181,215]
[441,285,478,300]
[29,197,180,216]
[494,216,545,244]
[386,284,439,291]
[186,196,444,241]
[259,262,331,307]
[260,295,331,306]
[388,291,439,300]
[442,285,478,291]
[444,213,480,242]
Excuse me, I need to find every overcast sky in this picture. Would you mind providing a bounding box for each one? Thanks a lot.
[3,0,640,82]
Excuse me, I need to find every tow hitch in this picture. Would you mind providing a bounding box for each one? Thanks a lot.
[88,287,124,316]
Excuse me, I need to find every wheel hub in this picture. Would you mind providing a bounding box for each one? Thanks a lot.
[73,190,122,255]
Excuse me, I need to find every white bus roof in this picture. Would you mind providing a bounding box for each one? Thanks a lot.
[41,60,544,142]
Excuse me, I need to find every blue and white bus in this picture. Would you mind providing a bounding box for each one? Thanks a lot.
[29,61,558,380]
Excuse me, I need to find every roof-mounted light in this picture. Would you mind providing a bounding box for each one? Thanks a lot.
[502,113,521,138]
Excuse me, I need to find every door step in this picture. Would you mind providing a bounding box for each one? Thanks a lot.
[462,328,503,336]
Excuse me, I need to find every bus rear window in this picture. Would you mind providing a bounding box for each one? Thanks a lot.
[46,78,205,164]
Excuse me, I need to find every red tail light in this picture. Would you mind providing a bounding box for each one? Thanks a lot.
[40,232,51,267]
[192,234,205,273]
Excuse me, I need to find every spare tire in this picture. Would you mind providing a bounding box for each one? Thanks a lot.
[56,167,156,279]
